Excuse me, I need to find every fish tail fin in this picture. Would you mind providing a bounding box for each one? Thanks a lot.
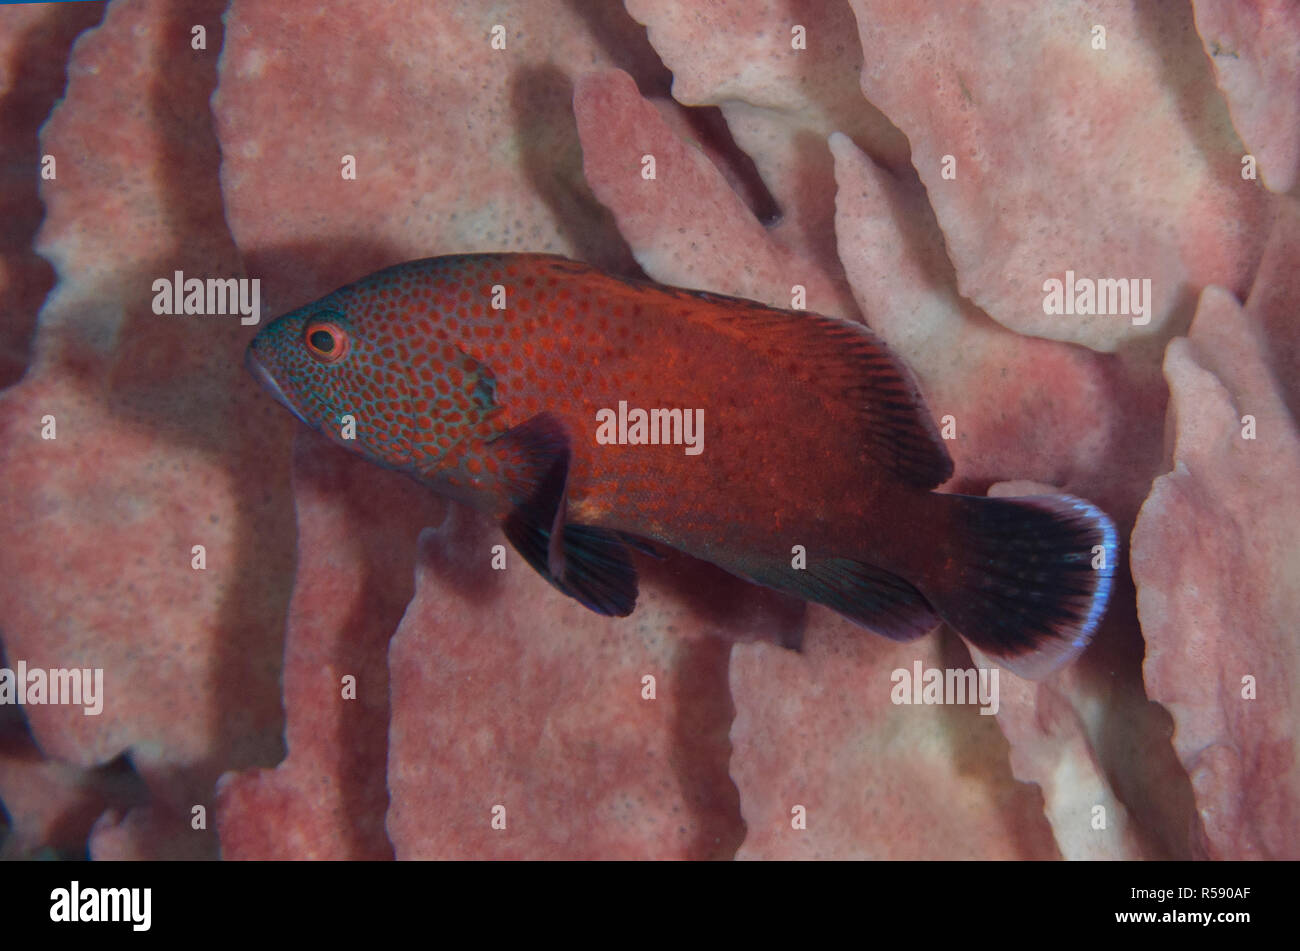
[921,493,1117,679]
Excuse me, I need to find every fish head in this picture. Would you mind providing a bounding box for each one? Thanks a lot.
[246,285,414,469]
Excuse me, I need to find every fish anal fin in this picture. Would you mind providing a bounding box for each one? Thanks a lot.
[776,557,941,641]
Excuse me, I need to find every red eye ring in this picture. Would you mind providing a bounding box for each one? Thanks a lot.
[304,319,349,364]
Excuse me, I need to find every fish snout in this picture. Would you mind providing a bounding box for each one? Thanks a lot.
[246,342,311,428]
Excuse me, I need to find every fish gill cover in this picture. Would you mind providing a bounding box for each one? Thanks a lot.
[0,0,1295,866]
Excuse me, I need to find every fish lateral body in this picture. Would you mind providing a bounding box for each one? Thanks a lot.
[247,253,1117,679]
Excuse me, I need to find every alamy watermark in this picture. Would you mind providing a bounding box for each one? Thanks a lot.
[152,270,261,325]
[50,882,150,931]
[594,400,703,456]
[0,661,103,716]
[890,661,998,716]
[1042,270,1151,325]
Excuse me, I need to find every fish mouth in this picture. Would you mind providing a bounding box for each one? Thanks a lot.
[246,345,312,429]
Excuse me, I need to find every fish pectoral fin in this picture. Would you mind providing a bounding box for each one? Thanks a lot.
[778,558,941,641]
[488,412,570,502]
[494,412,638,616]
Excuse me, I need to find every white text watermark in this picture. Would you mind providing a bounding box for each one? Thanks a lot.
[0,661,103,716]
[595,401,703,456]
[890,661,998,715]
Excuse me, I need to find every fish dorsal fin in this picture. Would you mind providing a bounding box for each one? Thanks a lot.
[680,293,954,488]
[494,256,953,488]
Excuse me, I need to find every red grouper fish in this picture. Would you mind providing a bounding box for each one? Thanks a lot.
[247,253,1116,678]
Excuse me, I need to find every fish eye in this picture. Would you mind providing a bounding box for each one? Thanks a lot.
[303,317,349,364]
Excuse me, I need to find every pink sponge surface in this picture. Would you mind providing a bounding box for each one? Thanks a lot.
[1132,284,1300,859]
